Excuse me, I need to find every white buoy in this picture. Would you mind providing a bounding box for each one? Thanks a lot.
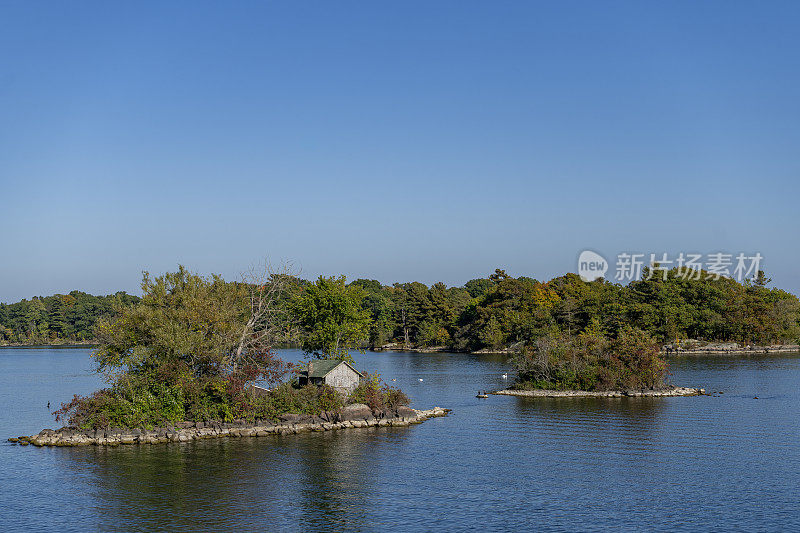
[418,378,424,382]
[502,374,508,379]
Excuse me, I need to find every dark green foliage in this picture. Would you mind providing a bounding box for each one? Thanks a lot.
[464,278,492,298]
[0,291,140,345]
[350,268,800,351]
[512,325,667,391]
[6,267,798,352]
[362,288,396,346]
[293,276,372,361]
[56,377,351,429]
[457,268,799,349]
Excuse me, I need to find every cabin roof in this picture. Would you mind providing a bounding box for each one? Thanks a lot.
[305,359,362,378]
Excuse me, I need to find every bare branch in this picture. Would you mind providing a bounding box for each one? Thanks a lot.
[228,259,300,372]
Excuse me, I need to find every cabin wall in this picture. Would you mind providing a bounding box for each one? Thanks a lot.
[324,364,360,394]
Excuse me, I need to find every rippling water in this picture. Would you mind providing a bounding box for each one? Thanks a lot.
[2,347,799,531]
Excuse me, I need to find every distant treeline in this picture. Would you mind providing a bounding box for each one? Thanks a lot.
[3,267,799,349]
[347,268,800,350]
[0,291,140,345]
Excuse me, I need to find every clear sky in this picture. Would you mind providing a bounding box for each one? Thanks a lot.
[2,1,799,302]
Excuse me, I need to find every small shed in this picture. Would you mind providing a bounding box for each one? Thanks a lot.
[298,359,363,395]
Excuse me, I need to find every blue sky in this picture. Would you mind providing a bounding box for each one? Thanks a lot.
[2,1,799,302]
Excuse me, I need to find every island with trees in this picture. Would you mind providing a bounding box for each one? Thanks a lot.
[6,264,800,443]
[11,266,448,447]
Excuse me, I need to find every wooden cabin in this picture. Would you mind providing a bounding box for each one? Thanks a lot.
[298,359,363,395]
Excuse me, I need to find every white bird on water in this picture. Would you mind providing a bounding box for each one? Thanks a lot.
[418,378,424,382]
[502,373,508,379]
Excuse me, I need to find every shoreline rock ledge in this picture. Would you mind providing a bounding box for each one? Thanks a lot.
[8,405,450,448]
[492,387,705,398]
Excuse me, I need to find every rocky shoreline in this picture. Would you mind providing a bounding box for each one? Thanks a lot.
[373,342,800,357]
[372,342,523,355]
[662,344,799,356]
[493,386,705,398]
[372,344,452,353]
[0,341,98,348]
[8,405,450,448]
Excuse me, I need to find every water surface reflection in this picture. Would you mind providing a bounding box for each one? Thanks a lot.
[2,348,800,531]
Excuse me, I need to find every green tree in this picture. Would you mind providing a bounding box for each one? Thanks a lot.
[94,266,289,381]
[464,278,492,298]
[57,266,296,428]
[350,279,396,348]
[389,282,429,345]
[48,296,68,339]
[293,276,372,361]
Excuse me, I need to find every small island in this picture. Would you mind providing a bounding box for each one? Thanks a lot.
[11,267,448,447]
[493,319,704,398]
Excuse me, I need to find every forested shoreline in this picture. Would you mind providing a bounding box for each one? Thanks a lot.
[8,265,800,428]
[3,267,799,350]
[352,268,800,351]
[0,292,140,345]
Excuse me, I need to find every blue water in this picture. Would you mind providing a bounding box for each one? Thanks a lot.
[1,347,799,531]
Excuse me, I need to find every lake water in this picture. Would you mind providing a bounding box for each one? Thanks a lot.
[1,347,799,531]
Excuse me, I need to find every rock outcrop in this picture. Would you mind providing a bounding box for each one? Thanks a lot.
[338,403,373,422]
[9,406,450,447]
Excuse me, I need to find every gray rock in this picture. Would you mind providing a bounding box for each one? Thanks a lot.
[396,406,416,418]
[372,408,393,419]
[339,403,372,422]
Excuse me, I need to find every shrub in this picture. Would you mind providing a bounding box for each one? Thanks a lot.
[383,387,410,409]
[348,373,383,409]
[55,377,357,429]
[347,373,410,410]
[512,327,667,391]
[55,382,188,430]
